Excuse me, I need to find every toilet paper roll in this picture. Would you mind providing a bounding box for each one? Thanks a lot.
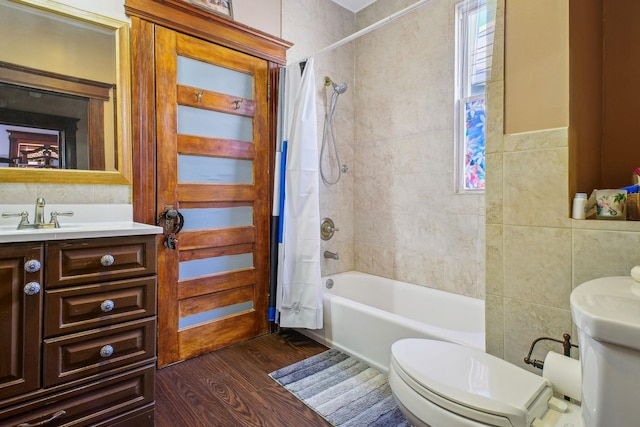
[542,351,581,402]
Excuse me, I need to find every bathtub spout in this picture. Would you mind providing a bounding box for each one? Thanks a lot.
[324,250,339,260]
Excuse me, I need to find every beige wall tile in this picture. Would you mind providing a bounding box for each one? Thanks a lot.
[392,211,447,256]
[0,183,39,204]
[504,127,569,152]
[503,146,570,228]
[503,225,572,309]
[444,214,482,259]
[444,256,481,298]
[353,138,394,179]
[354,242,374,273]
[485,294,504,358]
[394,249,445,290]
[477,217,486,299]
[91,185,130,204]
[573,228,640,288]
[353,175,392,212]
[485,152,503,224]
[0,182,129,206]
[369,245,395,279]
[486,81,504,155]
[503,298,572,373]
[485,224,504,296]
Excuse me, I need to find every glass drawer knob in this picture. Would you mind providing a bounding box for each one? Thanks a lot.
[100,345,114,358]
[100,254,114,267]
[24,281,41,295]
[100,299,115,312]
[24,259,41,273]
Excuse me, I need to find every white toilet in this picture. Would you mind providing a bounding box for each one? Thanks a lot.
[389,274,640,427]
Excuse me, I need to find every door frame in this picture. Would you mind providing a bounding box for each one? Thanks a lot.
[126,0,290,226]
[126,0,290,365]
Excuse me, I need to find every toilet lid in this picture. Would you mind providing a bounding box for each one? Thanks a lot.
[391,339,553,427]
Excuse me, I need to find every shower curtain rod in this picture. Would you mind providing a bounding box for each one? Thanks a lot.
[289,0,434,65]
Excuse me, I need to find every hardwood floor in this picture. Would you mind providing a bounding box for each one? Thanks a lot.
[155,330,333,426]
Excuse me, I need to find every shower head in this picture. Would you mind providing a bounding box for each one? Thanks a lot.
[324,76,348,94]
[332,81,348,94]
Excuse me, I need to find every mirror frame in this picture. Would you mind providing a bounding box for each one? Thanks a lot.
[0,0,131,185]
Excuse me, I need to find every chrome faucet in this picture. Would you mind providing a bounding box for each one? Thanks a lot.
[324,250,339,260]
[1,198,74,229]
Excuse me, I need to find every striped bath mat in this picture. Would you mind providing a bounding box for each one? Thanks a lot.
[269,349,410,427]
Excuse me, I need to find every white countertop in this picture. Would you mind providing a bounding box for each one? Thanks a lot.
[0,204,162,243]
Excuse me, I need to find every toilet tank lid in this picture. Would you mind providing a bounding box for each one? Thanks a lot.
[571,276,640,351]
[391,339,552,426]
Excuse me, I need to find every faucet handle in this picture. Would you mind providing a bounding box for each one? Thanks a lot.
[49,211,74,228]
[2,211,30,228]
[320,218,339,240]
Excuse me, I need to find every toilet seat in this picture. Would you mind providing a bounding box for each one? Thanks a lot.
[390,339,555,427]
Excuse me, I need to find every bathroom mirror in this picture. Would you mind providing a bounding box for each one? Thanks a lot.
[0,0,131,184]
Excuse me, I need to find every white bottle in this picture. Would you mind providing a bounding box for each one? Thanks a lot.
[572,193,588,219]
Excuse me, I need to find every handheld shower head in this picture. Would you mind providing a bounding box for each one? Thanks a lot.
[324,76,348,94]
[332,81,348,94]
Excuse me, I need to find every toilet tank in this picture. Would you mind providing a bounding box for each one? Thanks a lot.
[571,276,640,427]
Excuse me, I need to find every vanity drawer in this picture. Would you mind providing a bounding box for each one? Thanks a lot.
[0,365,154,427]
[43,318,156,388]
[46,235,157,288]
[44,276,157,337]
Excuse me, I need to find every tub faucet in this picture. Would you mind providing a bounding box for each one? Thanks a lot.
[324,250,339,260]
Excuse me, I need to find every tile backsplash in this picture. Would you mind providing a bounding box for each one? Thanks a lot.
[0,183,130,205]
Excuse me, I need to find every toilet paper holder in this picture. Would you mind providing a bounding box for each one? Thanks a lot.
[523,333,578,370]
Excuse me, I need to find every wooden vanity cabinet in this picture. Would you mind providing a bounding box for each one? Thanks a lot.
[0,235,157,427]
[0,243,43,401]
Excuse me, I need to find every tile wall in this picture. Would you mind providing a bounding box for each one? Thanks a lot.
[283,0,487,299]
[486,124,640,370]
[352,0,485,298]
[485,0,640,368]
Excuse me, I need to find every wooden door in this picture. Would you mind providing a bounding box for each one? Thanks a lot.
[0,243,43,400]
[155,27,271,366]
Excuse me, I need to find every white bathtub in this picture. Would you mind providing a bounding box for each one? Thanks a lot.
[298,271,485,374]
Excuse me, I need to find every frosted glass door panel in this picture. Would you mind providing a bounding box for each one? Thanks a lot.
[178,155,253,184]
[179,253,254,280]
[177,56,252,99]
[181,207,253,231]
[178,106,253,142]
[179,301,254,329]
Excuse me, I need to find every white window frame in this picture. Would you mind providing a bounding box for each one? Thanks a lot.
[454,0,493,194]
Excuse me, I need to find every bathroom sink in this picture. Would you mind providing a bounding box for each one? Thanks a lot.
[570,276,640,351]
[0,204,162,243]
[0,222,162,243]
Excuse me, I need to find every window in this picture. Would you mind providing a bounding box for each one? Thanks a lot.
[455,0,495,193]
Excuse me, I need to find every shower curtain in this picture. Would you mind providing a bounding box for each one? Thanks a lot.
[275,57,323,329]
